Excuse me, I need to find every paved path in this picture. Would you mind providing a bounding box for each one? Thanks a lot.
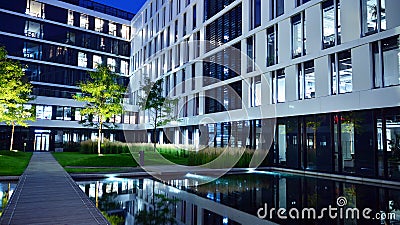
[0,153,109,225]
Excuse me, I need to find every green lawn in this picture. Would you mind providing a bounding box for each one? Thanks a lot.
[52,152,138,173]
[0,150,32,176]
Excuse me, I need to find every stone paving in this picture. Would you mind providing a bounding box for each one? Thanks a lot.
[0,152,109,225]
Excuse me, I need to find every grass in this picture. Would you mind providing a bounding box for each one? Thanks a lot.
[52,152,138,173]
[0,150,32,176]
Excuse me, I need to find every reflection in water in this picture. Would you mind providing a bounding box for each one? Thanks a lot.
[0,182,16,218]
[77,173,400,225]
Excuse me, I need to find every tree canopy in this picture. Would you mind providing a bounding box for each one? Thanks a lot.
[0,46,35,150]
[74,64,125,155]
[137,76,179,149]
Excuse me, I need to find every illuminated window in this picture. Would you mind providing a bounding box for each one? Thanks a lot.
[121,60,129,75]
[95,18,104,32]
[36,105,52,120]
[107,58,116,72]
[80,14,89,29]
[26,0,44,18]
[78,52,87,67]
[331,50,352,94]
[93,55,102,68]
[109,22,117,36]
[68,10,74,26]
[121,25,130,39]
[298,61,315,99]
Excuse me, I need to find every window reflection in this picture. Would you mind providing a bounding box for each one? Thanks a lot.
[24,21,43,39]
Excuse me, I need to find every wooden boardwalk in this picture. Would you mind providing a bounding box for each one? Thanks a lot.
[0,153,109,225]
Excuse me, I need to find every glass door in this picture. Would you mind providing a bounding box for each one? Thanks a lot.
[34,133,50,151]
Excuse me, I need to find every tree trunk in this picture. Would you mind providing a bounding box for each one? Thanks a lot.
[10,122,15,151]
[153,110,158,152]
[98,122,102,156]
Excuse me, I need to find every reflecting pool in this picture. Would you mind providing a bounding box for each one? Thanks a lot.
[0,182,17,218]
[77,172,400,225]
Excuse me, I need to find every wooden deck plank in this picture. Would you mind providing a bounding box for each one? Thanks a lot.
[0,152,109,225]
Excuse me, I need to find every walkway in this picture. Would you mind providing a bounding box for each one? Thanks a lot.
[0,153,109,225]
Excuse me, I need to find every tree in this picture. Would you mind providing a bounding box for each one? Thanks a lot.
[137,76,179,150]
[74,65,125,155]
[0,47,35,151]
[135,194,178,225]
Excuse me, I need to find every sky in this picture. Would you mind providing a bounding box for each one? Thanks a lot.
[93,0,147,14]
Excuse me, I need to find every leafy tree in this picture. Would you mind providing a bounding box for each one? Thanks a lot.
[137,76,179,150]
[74,65,125,155]
[0,47,35,151]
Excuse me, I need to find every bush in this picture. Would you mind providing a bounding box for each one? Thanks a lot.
[79,139,129,154]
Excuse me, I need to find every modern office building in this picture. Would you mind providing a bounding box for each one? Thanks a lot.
[130,0,400,181]
[0,0,137,151]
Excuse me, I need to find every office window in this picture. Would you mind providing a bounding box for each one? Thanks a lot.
[193,4,197,29]
[78,52,88,67]
[162,7,166,26]
[122,25,130,40]
[296,0,310,7]
[373,35,400,88]
[191,63,196,90]
[109,22,117,36]
[267,25,278,67]
[182,69,186,93]
[361,0,386,36]
[107,58,116,72]
[183,38,189,64]
[272,69,285,103]
[23,42,42,60]
[331,50,352,94]
[24,21,43,39]
[193,31,200,58]
[298,60,315,99]
[270,0,284,20]
[175,44,180,68]
[95,18,103,32]
[68,10,74,26]
[322,0,341,49]
[150,20,153,38]
[26,0,44,18]
[250,0,261,30]
[250,75,261,107]
[36,105,52,120]
[75,108,82,121]
[292,13,306,58]
[169,0,173,21]
[247,36,255,73]
[93,55,102,68]
[174,20,179,42]
[121,60,129,75]
[183,13,187,36]
[80,14,89,29]
[177,0,181,14]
